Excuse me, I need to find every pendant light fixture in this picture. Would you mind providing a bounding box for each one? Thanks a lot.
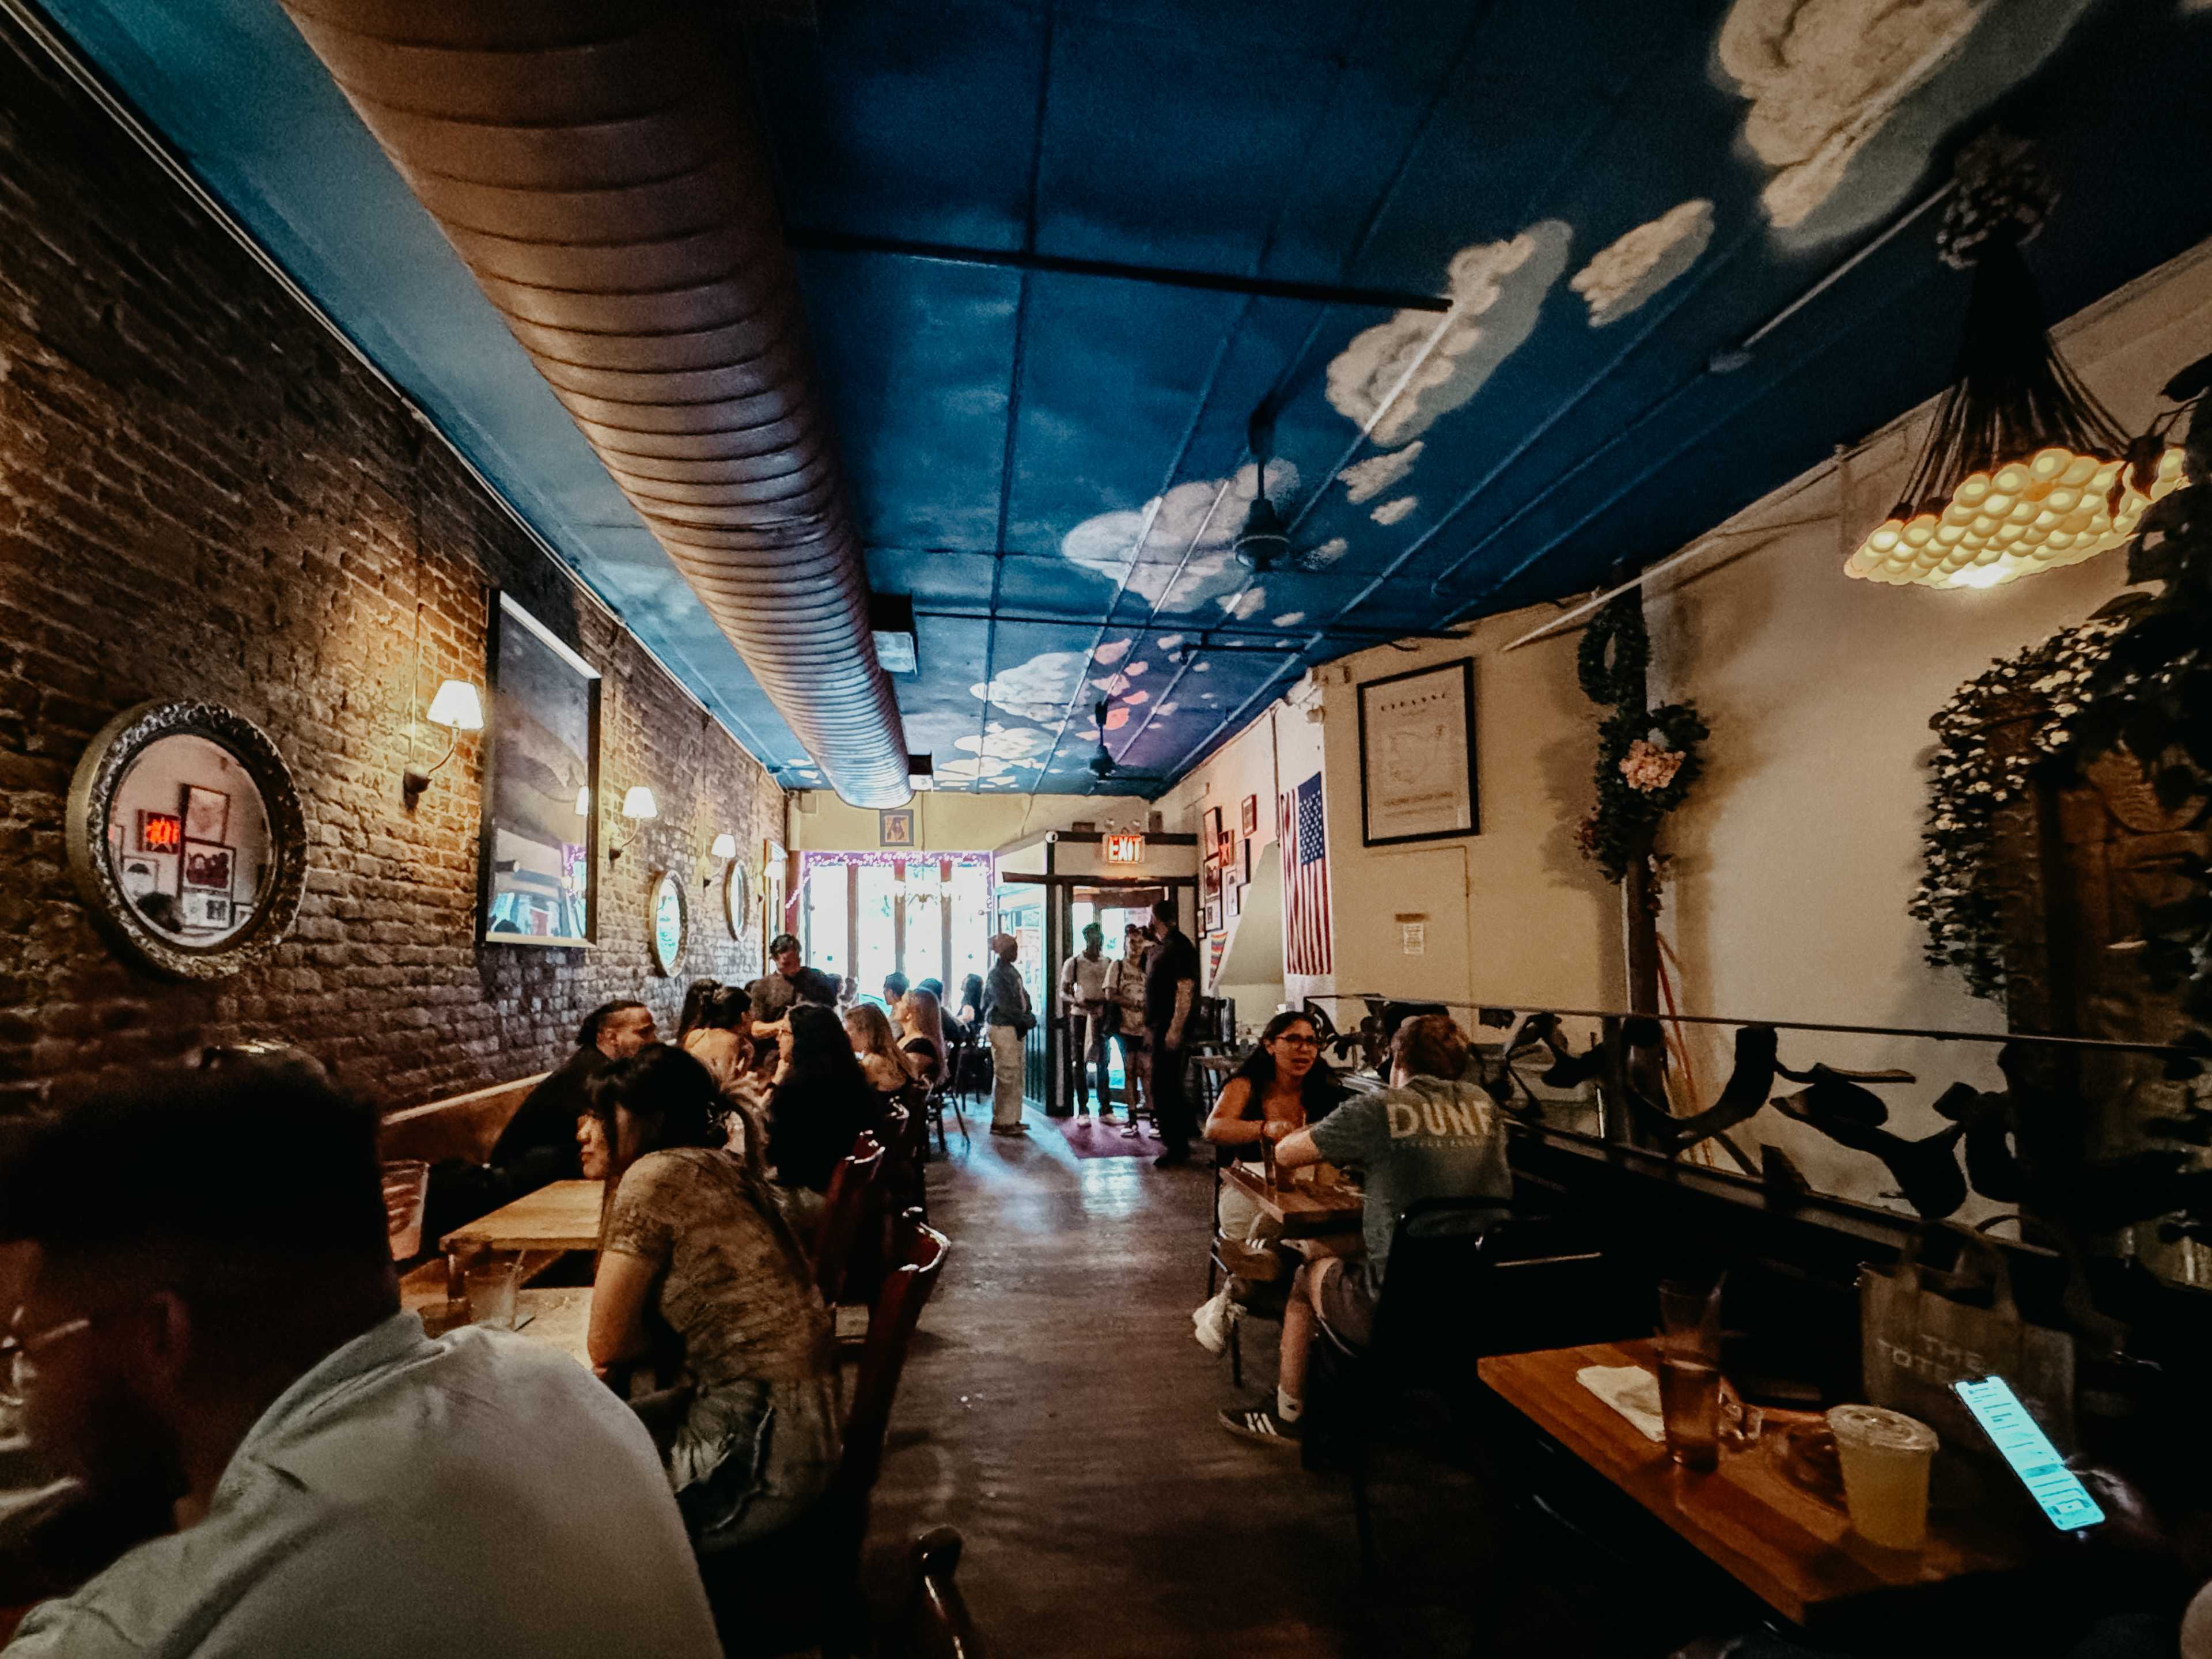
[1846,134,2185,592]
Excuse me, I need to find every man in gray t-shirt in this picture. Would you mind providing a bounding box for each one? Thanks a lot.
[1221,1014,1510,1449]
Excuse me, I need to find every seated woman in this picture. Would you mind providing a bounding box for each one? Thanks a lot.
[764,1003,880,1235]
[844,1002,912,1096]
[896,986,948,1090]
[1194,1010,1346,1350]
[585,1045,840,1547]
[681,984,752,1094]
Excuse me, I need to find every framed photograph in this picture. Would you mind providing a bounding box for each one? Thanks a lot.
[181,840,234,893]
[119,856,161,899]
[479,593,601,945]
[1228,881,1243,919]
[1202,856,1221,903]
[1203,896,1223,935]
[879,808,915,848]
[181,785,229,844]
[1357,658,1479,846]
[1202,805,1223,847]
[1223,825,1238,876]
[1240,794,1259,837]
[181,892,233,930]
[1240,835,1253,882]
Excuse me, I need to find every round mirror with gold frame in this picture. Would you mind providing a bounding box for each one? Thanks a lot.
[649,869,688,976]
[66,700,308,980]
[724,858,751,940]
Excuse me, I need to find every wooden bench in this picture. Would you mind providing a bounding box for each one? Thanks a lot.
[378,1071,547,1165]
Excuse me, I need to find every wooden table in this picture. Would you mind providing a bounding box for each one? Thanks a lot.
[1479,1340,2025,1626]
[1219,1161,1365,1237]
[440,1179,604,1255]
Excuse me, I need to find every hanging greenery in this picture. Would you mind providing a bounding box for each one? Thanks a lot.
[1573,592,1709,889]
[1913,352,2211,1035]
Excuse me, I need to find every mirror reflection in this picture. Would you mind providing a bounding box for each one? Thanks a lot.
[105,733,273,949]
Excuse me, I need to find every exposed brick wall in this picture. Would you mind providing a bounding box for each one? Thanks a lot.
[0,24,784,1113]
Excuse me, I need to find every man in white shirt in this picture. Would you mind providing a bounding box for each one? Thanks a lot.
[1059,923,1115,1120]
[0,1065,720,1659]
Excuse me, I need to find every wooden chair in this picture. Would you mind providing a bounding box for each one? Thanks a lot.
[899,1527,984,1658]
[698,1210,952,1659]
[1204,1145,1286,1389]
[813,1132,887,1306]
[934,1036,975,1152]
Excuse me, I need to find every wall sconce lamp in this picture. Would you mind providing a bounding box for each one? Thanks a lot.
[703,831,738,888]
[402,679,483,805]
[607,785,658,863]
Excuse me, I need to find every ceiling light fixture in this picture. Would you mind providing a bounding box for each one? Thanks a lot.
[1846,134,2185,593]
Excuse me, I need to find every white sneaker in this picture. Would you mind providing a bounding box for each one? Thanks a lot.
[1192,1289,1234,1355]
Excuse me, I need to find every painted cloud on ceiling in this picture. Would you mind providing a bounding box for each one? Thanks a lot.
[1324,221,1573,448]
[1571,200,1715,326]
[1060,460,1297,613]
[1339,442,1423,505]
[972,649,1090,722]
[1718,0,2093,236]
[939,719,1059,783]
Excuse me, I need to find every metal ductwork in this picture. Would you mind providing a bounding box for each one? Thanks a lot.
[278,0,911,806]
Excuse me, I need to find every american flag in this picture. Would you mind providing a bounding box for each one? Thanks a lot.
[1279,771,1332,975]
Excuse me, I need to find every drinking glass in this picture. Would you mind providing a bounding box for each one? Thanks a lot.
[464,1257,520,1331]
[381,1160,428,1261]
[1656,1279,1724,1472]
[1827,1404,1938,1548]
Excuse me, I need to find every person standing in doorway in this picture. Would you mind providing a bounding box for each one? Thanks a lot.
[1144,899,1200,1167]
[981,931,1033,1137]
[1059,922,1114,1120]
[1107,924,1153,1138]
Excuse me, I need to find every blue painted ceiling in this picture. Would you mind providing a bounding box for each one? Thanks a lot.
[36,0,2212,797]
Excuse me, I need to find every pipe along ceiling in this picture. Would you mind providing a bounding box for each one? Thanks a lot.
[278,0,912,806]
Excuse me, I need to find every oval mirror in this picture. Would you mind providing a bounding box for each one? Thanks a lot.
[66,700,307,979]
[649,869,688,976]
[724,858,751,940]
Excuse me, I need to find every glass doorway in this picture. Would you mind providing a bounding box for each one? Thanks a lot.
[798,852,993,1007]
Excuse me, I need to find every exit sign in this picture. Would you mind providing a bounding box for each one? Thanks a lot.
[1103,833,1145,866]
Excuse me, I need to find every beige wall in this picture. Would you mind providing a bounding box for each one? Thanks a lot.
[787,791,1139,854]
[1162,236,2212,1208]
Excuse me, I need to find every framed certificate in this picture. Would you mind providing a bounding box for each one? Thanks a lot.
[1357,658,1478,846]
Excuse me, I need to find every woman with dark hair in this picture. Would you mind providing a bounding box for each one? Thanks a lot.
[955,973,984,1033]
[1194,1011,1346,1353]
[586,1044,840,1547]
[1203,1010,1343,1155]
[680,984,752,1094]
[766,1003,878,1222]
[675,978,722,1046]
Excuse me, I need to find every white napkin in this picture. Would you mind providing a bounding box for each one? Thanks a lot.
[1577,1363,1665,1442]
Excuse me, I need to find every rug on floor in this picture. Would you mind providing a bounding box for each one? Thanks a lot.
[1053,1115,1158,1159]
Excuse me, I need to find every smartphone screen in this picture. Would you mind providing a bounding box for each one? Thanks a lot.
[1953,1376,2105,1531]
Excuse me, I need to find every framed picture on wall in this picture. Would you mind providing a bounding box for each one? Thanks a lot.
[479,592,601,946]
[1202,805,1223,847]
[181,841,234,893]
[1228,881,1242,919]
[1240,836,1253,882]
[1203,896,1222,934]
[1357,658,1479,846]
[879,808,915,847]
[1202,855,1221,903]
[181,785,229,844]
[1240,794,1258,837]
[138,810,183,854]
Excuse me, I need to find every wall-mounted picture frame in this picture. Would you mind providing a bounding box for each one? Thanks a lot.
[119,855,161,899]
[1203,896,1222,935]
[1201,855,1221,903]
[480,592,601,946]
[1357,657,1479,847]
[1202,805,1223,847]
[181,840,234,893]
[1240,835,1253,882]
[1240,794,1259,838]
[1228,880,1243,920]
[181,892,233,931]
[879,808,915,847]
[181,784,229,844]
[138,809,183,854]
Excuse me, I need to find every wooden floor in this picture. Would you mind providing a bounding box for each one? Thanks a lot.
[862,1103,1626,1658]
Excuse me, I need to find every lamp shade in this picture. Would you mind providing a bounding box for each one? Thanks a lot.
[710,832,738,859]
[620,786,659,821]
[425,679,484,730]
